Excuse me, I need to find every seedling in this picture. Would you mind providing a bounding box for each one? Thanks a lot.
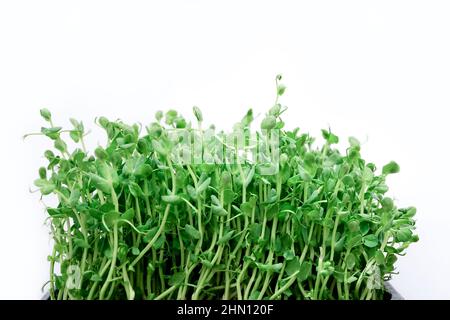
[28,76,418,300]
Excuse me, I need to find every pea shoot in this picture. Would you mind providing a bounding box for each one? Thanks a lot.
[28,77,418,300]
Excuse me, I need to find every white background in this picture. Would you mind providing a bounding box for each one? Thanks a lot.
[0,0,449,300]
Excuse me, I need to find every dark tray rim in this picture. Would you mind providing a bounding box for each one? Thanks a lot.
[41,282,404,300]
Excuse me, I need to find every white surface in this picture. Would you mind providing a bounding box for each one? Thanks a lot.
[0,0,449,300]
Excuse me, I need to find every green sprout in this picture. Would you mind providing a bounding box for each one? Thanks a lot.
[28,77,418,300]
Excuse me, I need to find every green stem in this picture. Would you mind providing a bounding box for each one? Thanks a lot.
[129,204,171,269]
[270,271,300,299]
[155,285,178,300]
[99,223,118,300]
[49,246,56,300]
[258,217,278,299]
[122,264,135,300]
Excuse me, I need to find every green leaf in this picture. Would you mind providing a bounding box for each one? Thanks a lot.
[255,262,283,273]
[88,173,111,194]
[347,276,358,284]
[277,84,286,96]
[374,184,389,194]
[128,182,144,198]
[68,189,81,206]
[342,174,354,187]
[153,234,166,249]
[381,197,394,211]
[165,109,178,125]
[333,267,345,283]
[306,186,322,204]
[363,234,379,248]
[348,148,361,161]
[248,224,262,242]
[143,227,158,243]
[123,157,151,177]
[175,117,186,128]
[176,171,187,189]
[334,235,346,253]
[90,273,103,282]
[98,116,109,128]
[386,254,398,266]
[47,208,67,218]
[305,207,321,221]
[346,253,356,270]
[44,150,55,160]
[321,129,339,144]
[266,203,279,221]
[363,167,374,183]
[41,127,62,140]
[212,205,228,217]
[240,201,254,216]
[222,189,235,205]
[40,108,52,122]
[347,220,360,233]
[404,207,417,218]
[100,204,116,218]
[346,234,362,249]
[298,262,312,281]
[169,272,185,286]
[70,130,81,143]
[184,224,201,240]
[360,221,370,236]
[73,150,86,163]
[193,106,203,122]
[322,217,334,229]
[304,152,316,167]
[70,118,83,130]
[147,262,155,274]
[285,257,301,276]
[97,162,119,186]
[152,140,168,156]
[155,110,163,121]
[320,261,335,277]
[187,185,197,200]
[261,115,277,130]
[287,174,301,186]
[382,161,400,175]
[94,147,108,160]
[103,211,120,228]
[122,208,135,221]
[375,250,385,265]
[131,247,140,256]
[34,179,56,195]
[348,137,360,147]
[283,250,295,261]
[211,195,221,207]
[73,238,90,249]
[54,138,67,153]
[197,177,211,194]
[218,230,235,245]
[161,195,181,204]
[395,228,413,242]
[241,108,254,126]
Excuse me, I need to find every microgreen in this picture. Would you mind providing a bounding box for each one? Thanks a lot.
[28,77,418,300]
